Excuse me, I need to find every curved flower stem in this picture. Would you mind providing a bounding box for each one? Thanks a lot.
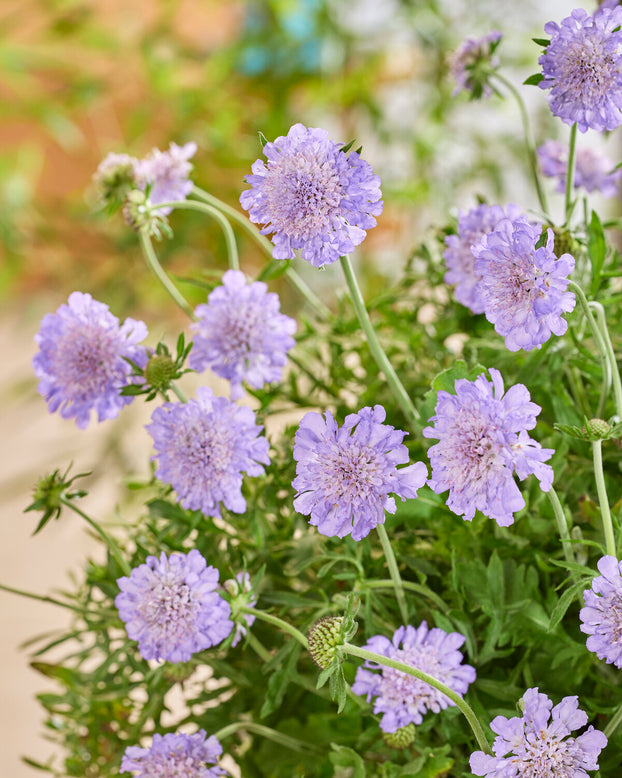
[342,642,491,754]
[589,301,622,420]
[359,579,448,612]
[592,440,617,558]
[240,606,309,649]
[564,123,578,226]
[492,72,549,216]
[139,230,195,320]
[214,721,322,754]
[604,702,622,739]
[0,582,88,614]
[191,186,332,320]
[60,498,131,576]
[339,255,420,430]
[245,631,273,662]
[376,524,408,624]
[170,382,188,404]
[547,487,577,567]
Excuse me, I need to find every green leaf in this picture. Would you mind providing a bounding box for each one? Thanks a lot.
[260,643,301,718]
[531,38,550,48]
[340,139,357,154]
[330,744,366,778]
[588,210,607,296]
[548,578,591,631]
[523,72,545,86]
[258,130,269,148]
[257,258,292,282]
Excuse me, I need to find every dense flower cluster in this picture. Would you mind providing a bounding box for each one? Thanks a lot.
[240,123,383,267]
[539,7,622,132]
[423,369,554,526]
[190,270,297,399]
[136,141,197,213]
[470,687,607,777]
[292,405,427,540]
[580,555,622,667]
[538,139,621,197]
[121,730,228,777]
[351,622,476,733]
[449,31,502,98]
[147,387,270,518]
[33,292,148,429]
[115,550,233,663]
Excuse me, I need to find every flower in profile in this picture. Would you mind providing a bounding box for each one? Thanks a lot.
[121,730,228,777]
[223,572,257,647]
[472,216,575,351]
[351,622,476,733]
[422,369,554,527]
[33,292,148,429]
[93,152,138,208]
[189,269,297,400]
[443,203,524,314]
[136,141,197,214]
[449,31,502,98]
[580,555,622,667]
[146,387,270,518]
[470,687,607,777]
[115,550,233,663]
[537,139,622,197]
[292,405,427,540]
[539,7,622,133]
[239,123,383,268]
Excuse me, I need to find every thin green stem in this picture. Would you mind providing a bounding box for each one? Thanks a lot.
[241,606,309,649]
[342,643,491,754]
[590,301,622,419]
[592,440,617,557]
[339,255,420,430]
[360,579,448,612]
[214,721,322,754]
[245,631,272,662]
[376,524,408,624]
[0,582,87,614]
[565,123,578,225]
[604,702,622,738]
[61,499,131,576]
[170,382,188,404]
[547,487,576,567]
[138,231,195,319]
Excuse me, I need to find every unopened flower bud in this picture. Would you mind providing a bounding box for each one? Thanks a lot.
[382,724,416,749]
[582,418,611,439]
[145,354,177,391]
[123,190,171,239]
[307,616,344,669]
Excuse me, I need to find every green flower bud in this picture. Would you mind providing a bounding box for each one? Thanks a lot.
[383,723,416,749]
[307,617,344,669]
[581,418,611,439]
[145,354,177,391]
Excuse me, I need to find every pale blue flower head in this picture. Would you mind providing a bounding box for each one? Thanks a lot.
[121,730,228,776]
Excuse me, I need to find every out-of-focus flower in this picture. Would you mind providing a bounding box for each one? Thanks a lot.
[449,31,502,99]
[121,730,228,777]
[537,139,622,197]
[136,141,197,214]
[580,554,622,667]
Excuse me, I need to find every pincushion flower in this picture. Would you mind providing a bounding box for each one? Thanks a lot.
[33,292,148,429]
[136,141,197,214]
[472,216,575,351]
[443,203,524,314]
[93,152,139,207]
[422,369,554,527]
[538,139,621,197]
[239,123,383,267]
[470,687,607,777]
[351,622,476,733]
[115,550,233,663]
[292,405,427,540]
[449,31,502,98]
[189,269,297,399]
[580,554,622,667]
[538,7,622,132]
[121,730,228,776]
[147,387,270,518]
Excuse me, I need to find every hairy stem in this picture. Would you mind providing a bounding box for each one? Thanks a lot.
[564,123,578,225]
[547,487,576,567]
[241,606,309,649]
[376,524,408,624]
[139,230,195,319]
[592,440,617,557]
[589,301,622,420]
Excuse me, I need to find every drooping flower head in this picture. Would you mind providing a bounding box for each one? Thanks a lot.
[292,405,427,540]
[136,141,197,213]
[472,216,576,351]
[443,203,524,314]
[538,7,622,132]
[351,622,476,733]
[146,387,270,518]
[33,292,148,429]
[580,554,622,667]
[422,368,554,527]
[93,152,139,208]
[189,269,297,400]
[538,139,622,197]
[121,730,228,777]
[239,123,383,267]
[470,687,607,777]
[449,31,502,98]
[223,571,257,647]
[115,550,233,663]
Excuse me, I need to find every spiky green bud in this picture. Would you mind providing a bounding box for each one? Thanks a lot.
[145,354,177,391]
[308,617,344,669]
[383,724,416,749]
[582,418,611,439]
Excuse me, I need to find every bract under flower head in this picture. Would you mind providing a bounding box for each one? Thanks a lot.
[292,405,427,540]
[33,292,148,429]
[580,554,622,667]
[239,123,383,267]
[422,369,554,527]
[223,572,257,647]
[539,7,622,132]
[121,730,228,777]
[472,216,575,351]
[115,550,233,663]
[449,31,502,98]
[146,387,270,518]
[190,269,297,400]
[538,139,622,197]
[470,687,607,777]
[136,141,197,214]
[351,622,476,733]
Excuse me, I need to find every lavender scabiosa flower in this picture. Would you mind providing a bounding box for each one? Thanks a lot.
[146,386,270,518]
[580,555,622,667]
[115,550,233,663]
[539,7,622,133]
[422,369,554,527]
[136,141,197,214]
[472,216,576,351]
[351,622,476,733]
[223,572,257,647]
[292,405,427,541]
[443,203,524,314]
[93,151,139,207]
[449,31,502,98]
[239,123,383,268]
[121,730,228,777]
[189,269,297,400]
[538,139,622,197]
[33,292,148,429]
[470,687,607,777]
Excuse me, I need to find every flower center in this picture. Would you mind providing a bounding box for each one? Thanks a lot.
[443,407,503,488]
[563,37,618,102]
[54,322,121,398]
[182,418,234,475]
[513,730,582,778]
[379,645,446,709]
[322,440,386,502]
[139,574,196,636]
